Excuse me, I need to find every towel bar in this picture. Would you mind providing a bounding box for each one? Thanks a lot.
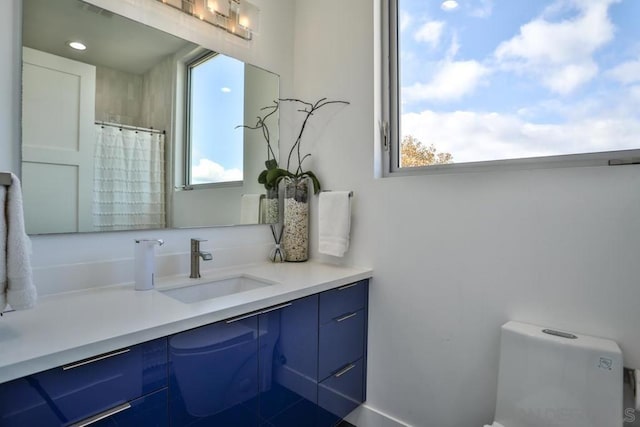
[0,172,11,187]
[321,190,353,197]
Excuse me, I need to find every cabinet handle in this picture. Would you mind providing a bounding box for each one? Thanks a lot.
[225,312,258,323]
[62,348,130,371]
[70,402,131,427]
[334,363,356,378]
[335,312,358,322]
[338,282,359,291]
[261,303,292,314]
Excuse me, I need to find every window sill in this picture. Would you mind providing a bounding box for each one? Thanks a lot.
[176,180,243,191]
[384,149,640,178]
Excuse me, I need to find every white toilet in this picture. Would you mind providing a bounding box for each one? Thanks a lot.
[486,321,623,427]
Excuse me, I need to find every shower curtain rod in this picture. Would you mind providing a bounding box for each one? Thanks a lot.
[96,121,165,135]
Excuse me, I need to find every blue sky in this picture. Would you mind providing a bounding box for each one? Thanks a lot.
[190,54,245,184]
[399,0,640,163]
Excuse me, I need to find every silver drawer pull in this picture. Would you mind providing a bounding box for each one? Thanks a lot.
[62,348,130,371]
[334,363,356,378]
[335,312,358,322]
[338,283,359,291]
[225,312,258,323]
[71,402,131,427]
[261,303,292,314]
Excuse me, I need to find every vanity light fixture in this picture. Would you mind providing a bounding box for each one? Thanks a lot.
[207,0,229,16]
[156,0,259,40]
[238,0,259,34]
[67,41,87,51]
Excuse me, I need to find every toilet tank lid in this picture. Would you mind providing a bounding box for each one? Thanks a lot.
[502,321,621,354]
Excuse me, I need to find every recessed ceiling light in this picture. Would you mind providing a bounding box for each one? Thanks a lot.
[441,0,459,11]
[67,41,87,51]
[221,87,231,93]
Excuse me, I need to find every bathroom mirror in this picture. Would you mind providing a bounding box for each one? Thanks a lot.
[21,0,279,235]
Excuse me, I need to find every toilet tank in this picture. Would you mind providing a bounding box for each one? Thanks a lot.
[494,321,622,427]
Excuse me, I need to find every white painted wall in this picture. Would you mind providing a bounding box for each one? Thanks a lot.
[0,0,295,288]
[292,1,640,426]
[0,0,21,173]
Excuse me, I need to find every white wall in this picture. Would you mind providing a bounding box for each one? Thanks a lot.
[1,0,295,289]
[292,1,640,426]
[95,65,144,126]
[0,0,21,173]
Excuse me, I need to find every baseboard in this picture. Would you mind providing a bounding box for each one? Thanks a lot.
[345,404,413,427]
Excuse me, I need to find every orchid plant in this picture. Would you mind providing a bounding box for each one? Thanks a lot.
[239,97,350,194]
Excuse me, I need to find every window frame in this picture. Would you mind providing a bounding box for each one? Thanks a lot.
[183,50,243,190]
[382,0,640,177]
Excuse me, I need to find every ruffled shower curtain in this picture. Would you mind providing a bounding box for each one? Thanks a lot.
[93,125,166,231]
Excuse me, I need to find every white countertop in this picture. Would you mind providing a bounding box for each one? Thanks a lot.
[0,261,372,384]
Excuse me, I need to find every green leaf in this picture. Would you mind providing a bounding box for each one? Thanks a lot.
[302,171,322,194]
[266,168,293,188]
[258,169,268,184]
[265,159,278,170]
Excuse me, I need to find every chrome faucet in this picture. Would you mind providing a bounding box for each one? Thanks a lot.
[190,238,213,278]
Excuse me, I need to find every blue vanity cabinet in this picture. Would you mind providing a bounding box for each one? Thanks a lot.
[88,388,169,427]
[0,278,369,427]
[0,337,168,427]
[317,280,369,426]
[258,295,319,427]
[168,314,260,427]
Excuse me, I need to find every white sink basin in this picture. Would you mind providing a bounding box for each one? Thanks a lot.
[160,275,275,303]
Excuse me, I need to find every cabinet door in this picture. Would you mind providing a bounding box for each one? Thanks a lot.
[0,338,167,427]
[88,388,168,427]
[317,359,365,427]
[318,309,365,381]
[168,315,260,427]
[258,295,318,427]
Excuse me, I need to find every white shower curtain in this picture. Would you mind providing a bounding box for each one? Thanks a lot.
[93,125,166,231]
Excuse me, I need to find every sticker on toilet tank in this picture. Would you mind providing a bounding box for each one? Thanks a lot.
[598,357,613,370]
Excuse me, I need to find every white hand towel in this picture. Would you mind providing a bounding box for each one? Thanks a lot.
[240,194,263,224]
[318,191,352,257]
[1,173,37,311]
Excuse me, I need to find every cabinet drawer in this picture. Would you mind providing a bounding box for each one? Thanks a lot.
[318,309,365,380]
[317,358,365,426]
[0,338,167,427]
[83,387,168,427]
[319,280,367,325]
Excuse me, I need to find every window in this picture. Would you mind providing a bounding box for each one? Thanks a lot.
[386,0,640,173]
[186,52,245,186]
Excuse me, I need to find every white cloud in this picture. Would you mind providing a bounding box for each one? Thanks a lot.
[401,107,640,163]
[414,21,445,48]
[399,11,412,32]
[607,58,640,85]
[445,32,460,59]
[192,158,242,184]
[542,62,599,94]
[494,0,619,94]
[402,60,489,103]
[470,0,493,18]
[441,1,459,11]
